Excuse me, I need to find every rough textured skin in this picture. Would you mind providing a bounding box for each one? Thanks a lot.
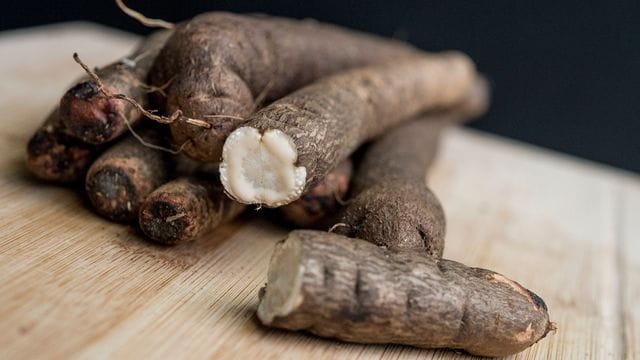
[150,12,424,161]
[351,76,490,194]
[280,160,352,228]
[139,176,245,244]
[336,77,490,254]
[85,129,169,222]
[60,30,171,144]
[231,54,475,204]
[339,178,446,256]
[349,125,442,197]
[25,108,98,182]
[258,231,553,357]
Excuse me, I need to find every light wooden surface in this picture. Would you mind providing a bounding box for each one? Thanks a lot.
[0,23,638,359]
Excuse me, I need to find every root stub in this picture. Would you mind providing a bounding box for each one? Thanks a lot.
[85,129,169,222]
[139,176,245,244]
[25,108,97,182]
[258,230,553,357]
[59,82,127,144]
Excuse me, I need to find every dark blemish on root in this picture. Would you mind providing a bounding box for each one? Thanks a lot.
[61,81,123,143]
[141,199,191,244]
[93,167,136,201]
[405,291,414,310]
[354,269,363,299]
[27,130,55,156]
[417,226,428,248]
[337,268,369,323]
[323,266,333,288]
[88,166,138,222]
[27,127,94,181]
[526,289,548,312]
[68,81,100,101]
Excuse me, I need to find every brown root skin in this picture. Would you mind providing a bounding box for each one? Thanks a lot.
[338,180,445,256]
[220,54,475,207]
[138,176,245,245]
[257,230,553,358]
[85,128,169,222]
[335,119,444,254]
[336,77,490,254]
[280,160,352,228]
[150,12,424,161]
[60,30,172,144]
[25,108,98,183]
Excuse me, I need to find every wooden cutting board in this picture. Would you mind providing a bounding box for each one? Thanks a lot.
[0,23,638,359]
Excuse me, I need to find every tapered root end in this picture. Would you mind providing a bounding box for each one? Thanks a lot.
[60,81,125,144]
[257,235,304,325]
[220,127,306,207]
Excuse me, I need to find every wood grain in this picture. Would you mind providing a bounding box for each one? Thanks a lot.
[0,23,638,359]
[620,178,640,359]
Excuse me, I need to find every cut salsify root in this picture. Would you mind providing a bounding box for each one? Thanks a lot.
[220,54,476,207]
[149,12,425,162]
[257,230,554,358]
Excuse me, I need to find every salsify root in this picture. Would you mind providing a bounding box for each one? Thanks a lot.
[149,12,426,162]
[257,230,554,357]
[335,76,490,255]
[220,54,476,207]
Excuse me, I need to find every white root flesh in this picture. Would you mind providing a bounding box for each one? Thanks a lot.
[220,127,306,207]
[256,236,305,324]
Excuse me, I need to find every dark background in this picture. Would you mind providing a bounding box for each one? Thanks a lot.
[2,1,639,172]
